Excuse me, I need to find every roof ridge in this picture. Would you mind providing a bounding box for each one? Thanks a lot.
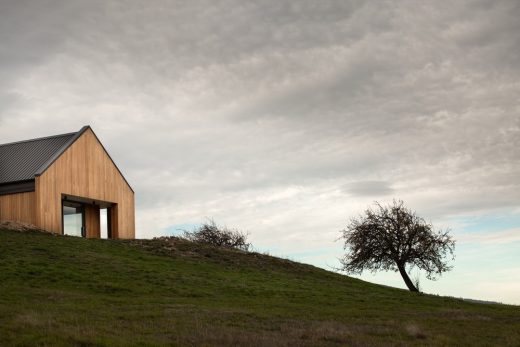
[0,132,77,148]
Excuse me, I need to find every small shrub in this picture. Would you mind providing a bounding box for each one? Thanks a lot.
[182,220,251,251]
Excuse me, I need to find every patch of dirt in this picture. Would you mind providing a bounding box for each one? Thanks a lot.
[404,323,427,339]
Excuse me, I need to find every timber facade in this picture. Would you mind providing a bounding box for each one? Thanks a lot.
[0,126,135,239]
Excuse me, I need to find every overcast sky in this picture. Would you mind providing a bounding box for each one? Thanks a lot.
[1,0,519,304]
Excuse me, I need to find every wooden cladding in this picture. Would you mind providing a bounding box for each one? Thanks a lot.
[84,204,101,238]
[0,191,36,225]
[35,128,135,238]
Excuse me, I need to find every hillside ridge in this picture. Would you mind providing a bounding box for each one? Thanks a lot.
[1,227,519,346]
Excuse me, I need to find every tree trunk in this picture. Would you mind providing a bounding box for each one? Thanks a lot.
[397,264,418,292]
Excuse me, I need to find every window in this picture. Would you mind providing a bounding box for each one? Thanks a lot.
[63,201,84,237]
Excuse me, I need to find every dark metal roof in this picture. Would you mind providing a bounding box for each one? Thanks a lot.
[0,132,76,184]
[0,126,134,193]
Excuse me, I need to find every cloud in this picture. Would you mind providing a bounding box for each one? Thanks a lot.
[458,228,520,245]
[342,181,394,197]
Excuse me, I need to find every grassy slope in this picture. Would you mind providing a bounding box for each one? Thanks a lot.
[0,229,519,346]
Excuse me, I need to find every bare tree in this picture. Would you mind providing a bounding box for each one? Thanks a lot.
[339,200,455,292]
[183,219,251,251]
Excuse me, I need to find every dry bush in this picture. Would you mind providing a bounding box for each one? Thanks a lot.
[182,220,251,251]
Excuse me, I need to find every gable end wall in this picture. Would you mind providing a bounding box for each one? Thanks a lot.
[35,128,135,238]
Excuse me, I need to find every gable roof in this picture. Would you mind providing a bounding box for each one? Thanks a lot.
[0,131,76,184]
[0,126,133,192]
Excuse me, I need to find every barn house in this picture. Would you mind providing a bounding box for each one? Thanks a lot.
[0,126,135,239]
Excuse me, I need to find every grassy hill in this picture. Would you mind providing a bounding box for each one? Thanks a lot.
[0,228,519,346]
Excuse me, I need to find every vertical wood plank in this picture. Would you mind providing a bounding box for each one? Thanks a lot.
[85,204,100,238]
[0,192,36,225]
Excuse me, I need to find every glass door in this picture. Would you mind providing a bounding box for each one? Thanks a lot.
[63,201,85,237]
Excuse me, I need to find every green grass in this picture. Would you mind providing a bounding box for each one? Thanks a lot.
[0,228,519,346]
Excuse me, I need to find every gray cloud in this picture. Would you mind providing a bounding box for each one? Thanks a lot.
[343,181,394,197]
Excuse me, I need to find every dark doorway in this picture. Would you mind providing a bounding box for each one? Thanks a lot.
[61,194,115,238]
